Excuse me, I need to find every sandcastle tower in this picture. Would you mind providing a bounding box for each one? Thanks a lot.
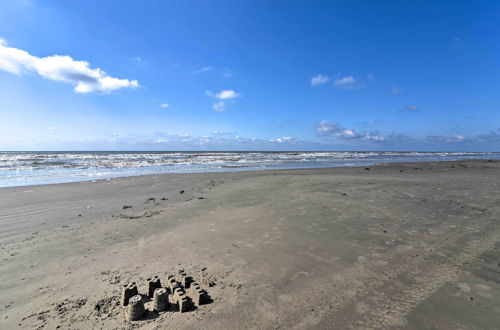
[178,294,190,313]
[121,282,138,306]
[126,295,146,321]
[147,275,162,298]
[188,280,208,306]
[153,287,168,312]
[166,274,177,290]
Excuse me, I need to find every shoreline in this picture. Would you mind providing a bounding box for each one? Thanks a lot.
[1,159,500,329]
[1,158,498,190]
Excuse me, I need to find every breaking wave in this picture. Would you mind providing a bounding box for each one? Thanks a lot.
[0,151,499,187]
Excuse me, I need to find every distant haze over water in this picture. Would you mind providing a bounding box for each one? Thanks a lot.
[1,151,499,188]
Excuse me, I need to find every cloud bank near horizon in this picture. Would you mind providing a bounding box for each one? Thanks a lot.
[3,126,500,152]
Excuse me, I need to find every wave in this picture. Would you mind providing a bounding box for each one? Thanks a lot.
[0,151,499,187]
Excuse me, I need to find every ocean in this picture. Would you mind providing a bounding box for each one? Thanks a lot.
[1,151,499,188]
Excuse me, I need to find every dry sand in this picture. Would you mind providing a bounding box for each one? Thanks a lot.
[1,160,500,329]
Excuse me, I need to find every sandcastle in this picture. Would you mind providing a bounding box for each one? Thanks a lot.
[121,282,138,307]
[147,276,162,298]
[152,288,168,312]
[121,269,211,321]
[126,295,146,321]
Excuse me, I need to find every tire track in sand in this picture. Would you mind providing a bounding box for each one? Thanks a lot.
[292,207,495,329]
[354,224,500,329]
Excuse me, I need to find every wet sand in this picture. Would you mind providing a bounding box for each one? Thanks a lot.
[1,160,500,329]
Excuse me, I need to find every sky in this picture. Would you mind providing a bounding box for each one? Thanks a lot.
[0,0,499,151]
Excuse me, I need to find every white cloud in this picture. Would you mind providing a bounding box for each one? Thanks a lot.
[160,103,169,108]
[271,136,293,143]
[316,120,386,142]
[206,89,242,111]
[316,120,381,140]
[6,128,499,151]
[310,73,371,89]
[450,135,465,142]
[391,87,402,95]
[215,89,241,100]
[339,129,357,138]
[194,66,232,78]
[334,76,356,88]
[0,38,139,94]
[407,105,419,111]
[48,126,56,131]
[311,73,330,87]
[212,130,236,135]
[363,131,385,141]
[316,120,356,138]
[193,66,213,74]
[213,101,225,112]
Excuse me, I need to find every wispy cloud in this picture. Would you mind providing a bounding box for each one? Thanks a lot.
[194,66,233,78]
[133,56,145,63]
[0,38,139,94]
[406,105,419,111]
[449,135,465,142]
[270,136,293,143]
[335,74,374,90]
[212,130,237,136]
[160,103,169,108]
[448,36,462,48]
[192,66,214,74]
[311,73,372,90]
[316,120,357,138]
[212,101,225,112]
[311,74,330,87]
[334,75,358,89]
[391,87,402,95]
[223,67,232,78]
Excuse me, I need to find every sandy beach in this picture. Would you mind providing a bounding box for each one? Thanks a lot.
[1,159,500,329]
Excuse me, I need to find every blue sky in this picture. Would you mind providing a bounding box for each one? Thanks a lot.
[0,0,499,151]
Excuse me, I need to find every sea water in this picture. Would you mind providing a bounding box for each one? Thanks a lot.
[1,151,499,188]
